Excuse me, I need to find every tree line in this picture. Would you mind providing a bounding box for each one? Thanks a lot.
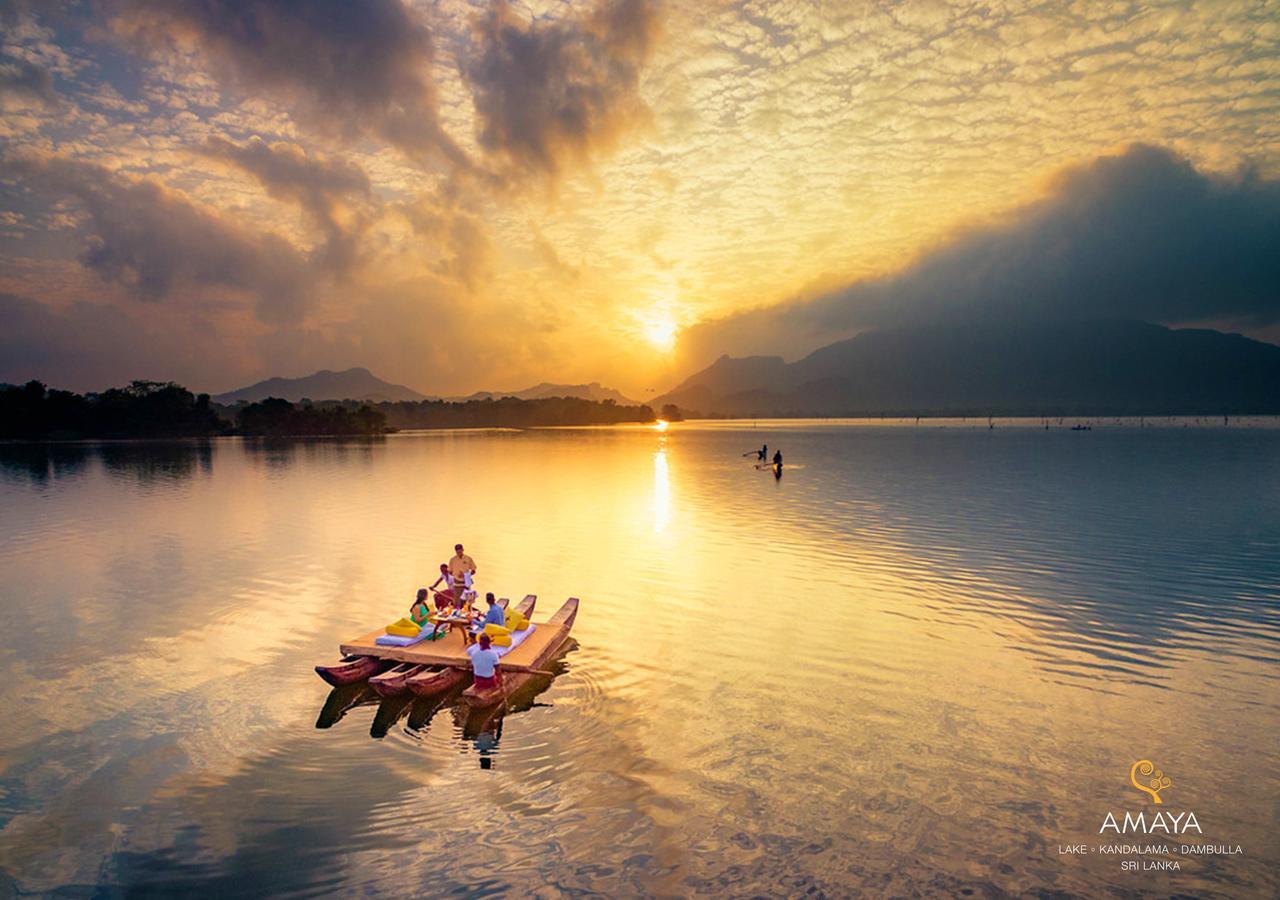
[371,396,656,429]
[1,381,663,439]
[0,381,386,439]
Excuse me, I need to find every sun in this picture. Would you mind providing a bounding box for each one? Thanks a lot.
[642,314,678,352]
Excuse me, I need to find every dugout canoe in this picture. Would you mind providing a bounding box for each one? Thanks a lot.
[314,654,393,687]
[461,597,579,707]
[404,595,538,697]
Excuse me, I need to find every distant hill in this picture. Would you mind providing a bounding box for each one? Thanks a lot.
[655,319,1280,416]
[213,368,428,404]
[448,382,638,405]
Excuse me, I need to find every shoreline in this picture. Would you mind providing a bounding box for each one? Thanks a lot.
[5,414,1280,445]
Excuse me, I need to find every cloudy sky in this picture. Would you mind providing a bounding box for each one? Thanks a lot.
[1,0,1278,396]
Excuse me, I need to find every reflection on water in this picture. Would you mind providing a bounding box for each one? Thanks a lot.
[653,443,670,533]
[0,423,1277,897]
[314,643,576,755]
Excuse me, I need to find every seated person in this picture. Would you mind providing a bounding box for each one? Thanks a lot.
[471,634,502,691]
[473,592,505,630]
[428,563,455,611]
[409,588,432,625]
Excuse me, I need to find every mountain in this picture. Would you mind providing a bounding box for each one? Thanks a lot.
[448,382,638,405]
[655,319,1280,416]
[213,368,429,404]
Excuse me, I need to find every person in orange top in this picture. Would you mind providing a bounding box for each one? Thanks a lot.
[448,543,476,606]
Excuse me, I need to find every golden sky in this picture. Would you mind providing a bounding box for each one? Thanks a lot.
[1,0,1278,396]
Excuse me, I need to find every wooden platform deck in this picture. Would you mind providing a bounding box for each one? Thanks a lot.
[339,596,569,673]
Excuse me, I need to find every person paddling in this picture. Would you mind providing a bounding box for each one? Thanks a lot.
[427,563,454,611]
[471,633,502,693]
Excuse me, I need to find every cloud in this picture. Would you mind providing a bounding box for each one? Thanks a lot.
[0,59,57,109]
[202,136,372,273]
[399,188,493,292]
[12,156,315,322]
[463,0,661,181]
[108,0,463,167]
[679,144,1280,367]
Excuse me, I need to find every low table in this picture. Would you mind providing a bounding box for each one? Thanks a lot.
[427,612,481,643]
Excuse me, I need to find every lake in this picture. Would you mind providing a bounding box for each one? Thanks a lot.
[1,420,1277,897]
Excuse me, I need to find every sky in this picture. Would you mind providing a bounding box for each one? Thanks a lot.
[1,0,1278,397]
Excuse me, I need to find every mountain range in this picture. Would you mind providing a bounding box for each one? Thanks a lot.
[446,382,637,405]
[213,369,639,406]
[654,319,1280,416]
[212,368,428,404]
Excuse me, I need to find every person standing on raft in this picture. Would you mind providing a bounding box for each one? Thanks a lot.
[427,563,455,611]
[449,543,477,605]
[471,633,502,693]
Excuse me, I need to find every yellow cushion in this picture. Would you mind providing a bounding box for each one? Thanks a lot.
[507,617,527,632]
[483,623,511,637]
[386,617,421,637]
[489,633,512,647]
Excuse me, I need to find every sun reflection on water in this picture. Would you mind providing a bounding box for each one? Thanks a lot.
[652,442,670,533]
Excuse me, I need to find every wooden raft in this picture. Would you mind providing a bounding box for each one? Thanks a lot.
[339,594,570,673]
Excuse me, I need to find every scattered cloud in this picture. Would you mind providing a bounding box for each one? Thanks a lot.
[0,59,57,110]
[11,156,316,323]
[463,0,661,181]
[201,136,373,273]
[107,0,464,166]
[2,0,1280,396]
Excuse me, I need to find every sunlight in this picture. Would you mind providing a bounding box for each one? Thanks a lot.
[642,314,678,352]
[653,446,670,533]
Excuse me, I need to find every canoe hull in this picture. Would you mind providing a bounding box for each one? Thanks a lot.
[405,596,538,698]
[405,666,467,697]
[369,663,428,697]
[315,655,390,687]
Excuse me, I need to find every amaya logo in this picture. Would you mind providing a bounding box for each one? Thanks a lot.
[1130,759,1172,804]
[1099,759,1201,835]
[1099,809,1201,834]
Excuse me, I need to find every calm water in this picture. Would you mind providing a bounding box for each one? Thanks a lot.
[1,421,1277,897]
